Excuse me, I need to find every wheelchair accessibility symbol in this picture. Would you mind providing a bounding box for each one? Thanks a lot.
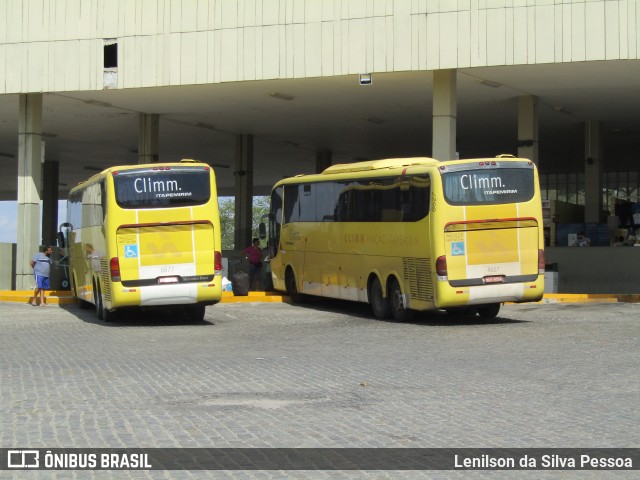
[451,241,465,256]
[124,244,139,258]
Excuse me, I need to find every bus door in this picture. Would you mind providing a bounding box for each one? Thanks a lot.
[281,184,308,288]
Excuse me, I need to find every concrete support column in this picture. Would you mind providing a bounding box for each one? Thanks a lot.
[584,121,603,224]
[138,113,159,164]
[42,160,59,246]
[315,149,332,173]
[432,69,457,161]
[16,93,43,290]
[517,95,539,164]
[234,134,254,250]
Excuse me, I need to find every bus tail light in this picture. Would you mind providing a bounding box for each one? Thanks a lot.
[214,251,223,274]
[436,255,448,279]
[538,249,545,274]
[110,257,121,282]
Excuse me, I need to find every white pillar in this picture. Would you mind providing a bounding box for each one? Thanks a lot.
[432,69,457,161]
[584,121,602,224]
[16,94,43,290]
[234,134,254,250]
[138,113,159,164]
[517,95,539,164]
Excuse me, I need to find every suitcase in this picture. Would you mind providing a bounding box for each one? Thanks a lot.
[232,271,249,296]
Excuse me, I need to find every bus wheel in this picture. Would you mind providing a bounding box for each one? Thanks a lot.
[389,278,414,322]
[285,268,302,303]
[186,304,206,322]
[477,303,500,319]
[370,277,391,319]
[72,276,91,309]
[102,305,118,323]
[95,282,117,322]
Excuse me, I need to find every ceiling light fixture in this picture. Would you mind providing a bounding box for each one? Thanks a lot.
[553,105,572,115]
[363,116,384,125]
[478,79,502,88]
[191,122,216,130]
[269,92,295,101]
[0,152,15,159]
[84,100,112,108]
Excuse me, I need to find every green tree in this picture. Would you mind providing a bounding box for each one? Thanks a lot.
[218,196,270,250]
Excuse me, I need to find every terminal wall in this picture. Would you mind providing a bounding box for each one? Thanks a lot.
[545,246,640,294]
[1,0,639,93]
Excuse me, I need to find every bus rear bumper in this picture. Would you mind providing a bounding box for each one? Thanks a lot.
[435,280,543,309]
[112,283,222,307]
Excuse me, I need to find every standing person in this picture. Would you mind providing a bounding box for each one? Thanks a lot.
[31,245,53,306]
[242,238,263,291]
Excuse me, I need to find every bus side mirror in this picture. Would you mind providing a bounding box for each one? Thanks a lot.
[258,222,267,240]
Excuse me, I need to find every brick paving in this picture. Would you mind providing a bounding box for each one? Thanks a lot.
[1,300,638,479]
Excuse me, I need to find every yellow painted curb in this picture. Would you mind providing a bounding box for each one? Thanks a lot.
[0,290,74,305]
[0,290,289,305]
[542,293,640,303]
[1,291,638,305]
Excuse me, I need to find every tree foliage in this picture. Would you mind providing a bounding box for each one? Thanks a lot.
[218,196,270,250]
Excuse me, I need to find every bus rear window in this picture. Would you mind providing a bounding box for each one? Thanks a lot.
[113,168,211,208]
[441,167,535,205]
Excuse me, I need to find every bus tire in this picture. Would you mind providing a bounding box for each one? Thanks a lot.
[72,276,91,309]
[285,268,302,303]
[477,303,500,319]
[186,304,206,322]
[370,277,391,319]
[389,277,414,322]
[102,305,118,323]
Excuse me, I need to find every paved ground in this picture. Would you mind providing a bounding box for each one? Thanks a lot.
[1,299,639,479]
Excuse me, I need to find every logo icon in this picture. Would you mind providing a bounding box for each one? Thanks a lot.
[451,242,465,256]
[124,245,139,258]
[8,450,39,468]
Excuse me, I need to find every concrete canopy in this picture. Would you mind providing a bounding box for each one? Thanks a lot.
[0,60,639,200]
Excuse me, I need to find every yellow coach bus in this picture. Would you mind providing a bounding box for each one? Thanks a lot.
[264,155,544,321]
[64,159,223,322]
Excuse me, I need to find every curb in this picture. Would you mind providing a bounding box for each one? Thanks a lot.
[0,290,290,305]
[1,291,639,306]
[541,293,640,304]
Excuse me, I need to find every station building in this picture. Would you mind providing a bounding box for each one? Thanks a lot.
[1,0,640,292]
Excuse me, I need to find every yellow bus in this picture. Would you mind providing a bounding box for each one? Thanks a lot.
[64,159,223,322]
[264,155,544,321]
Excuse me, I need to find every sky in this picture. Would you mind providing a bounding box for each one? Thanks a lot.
[0,200,68,244]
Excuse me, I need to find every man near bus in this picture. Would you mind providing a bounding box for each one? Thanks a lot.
[31,245,53,306]
[243,238,263,291]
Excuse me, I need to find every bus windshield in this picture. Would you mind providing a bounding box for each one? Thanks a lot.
[113,167,211,208]
[441,167,534,205]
